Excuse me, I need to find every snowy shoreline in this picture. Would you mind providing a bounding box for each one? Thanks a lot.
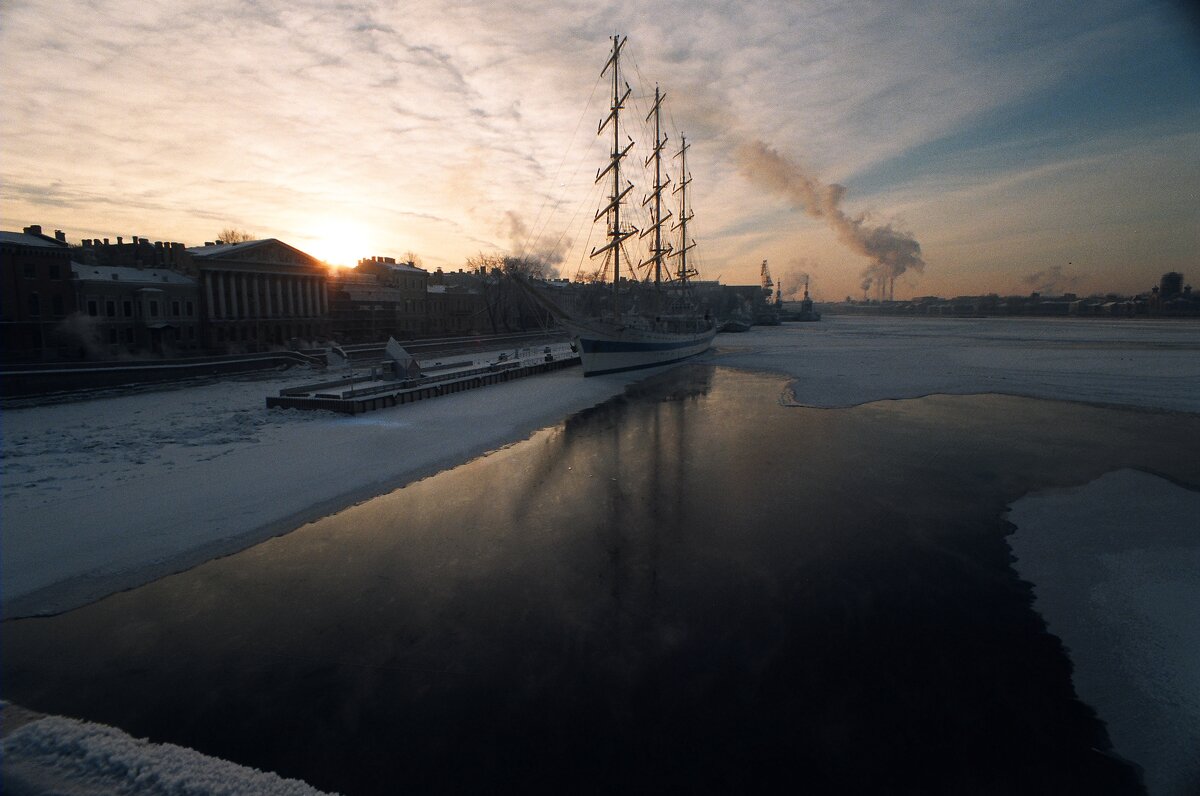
[4,316,1198,620]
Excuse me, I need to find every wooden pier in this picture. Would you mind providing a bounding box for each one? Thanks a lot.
[266,353,579,414]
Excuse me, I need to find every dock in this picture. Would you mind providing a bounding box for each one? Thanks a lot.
[266,340,579,414]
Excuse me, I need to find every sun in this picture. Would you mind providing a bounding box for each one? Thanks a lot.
[302,219,373,268]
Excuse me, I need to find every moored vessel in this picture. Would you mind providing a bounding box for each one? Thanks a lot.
[520,35,716,376]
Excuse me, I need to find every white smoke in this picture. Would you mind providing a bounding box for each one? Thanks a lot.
[736,140,925,297]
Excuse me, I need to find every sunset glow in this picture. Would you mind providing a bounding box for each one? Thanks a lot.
[2,1,1198,299]
[299,220,375,268]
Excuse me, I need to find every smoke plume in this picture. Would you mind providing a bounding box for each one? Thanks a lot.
[503,210,568,279]
[736,141,925,297]
[779,259,815,300]
[1021,265,1078,295]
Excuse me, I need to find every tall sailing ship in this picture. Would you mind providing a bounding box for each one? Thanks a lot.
[521,35,717,377]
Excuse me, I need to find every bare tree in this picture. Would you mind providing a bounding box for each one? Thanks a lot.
[501,254,554,279]
[217,227,255,244]
[401,251,424,268]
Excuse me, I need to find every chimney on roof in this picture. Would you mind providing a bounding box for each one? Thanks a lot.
[54,229,66,243]
[117,236,123,244]
[24,224,42,236]
[205,241,214,246]
[103,238,110,245]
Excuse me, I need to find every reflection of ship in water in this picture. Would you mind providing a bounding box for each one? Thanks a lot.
[560,365,714,669]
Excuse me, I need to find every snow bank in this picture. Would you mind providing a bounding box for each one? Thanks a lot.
[1008,469,1200,796]
[2,316,1196,619]
[1,710,333,795]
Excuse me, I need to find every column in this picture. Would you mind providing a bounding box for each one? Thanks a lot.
[205,272,215,319]
[252,274,261,318]
[215,271,226,319]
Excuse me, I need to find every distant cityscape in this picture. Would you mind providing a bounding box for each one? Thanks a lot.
[821,271,1197,318]
[2,222,1196,365]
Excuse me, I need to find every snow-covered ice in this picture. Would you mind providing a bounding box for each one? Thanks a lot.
[1,365,650,617]
[713,315,1200,412]
[1008,470,1200,796]
[1,705,334,795]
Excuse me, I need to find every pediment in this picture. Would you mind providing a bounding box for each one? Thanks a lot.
[197,239,324,269]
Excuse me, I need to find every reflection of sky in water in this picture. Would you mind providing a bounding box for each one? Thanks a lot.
[5,366,1198,794]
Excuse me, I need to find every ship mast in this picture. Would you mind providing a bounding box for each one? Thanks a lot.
[671,135,696,286]
[589,34,635,318]
[640,84,672,289]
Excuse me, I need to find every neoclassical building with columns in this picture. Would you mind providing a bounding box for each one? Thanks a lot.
[187,238,329,350]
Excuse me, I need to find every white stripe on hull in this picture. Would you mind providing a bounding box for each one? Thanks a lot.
[572,328,717,376]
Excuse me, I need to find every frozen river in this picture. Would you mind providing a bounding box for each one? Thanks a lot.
[3,316,1199,793]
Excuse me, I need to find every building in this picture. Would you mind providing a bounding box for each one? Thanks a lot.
[427,268,485,335]
[186,239,330,350]
[76,235,192,272]
[0,225,77,361]
[70,263,200,356]
[327,263,429,343]
[1160,272,1184,299]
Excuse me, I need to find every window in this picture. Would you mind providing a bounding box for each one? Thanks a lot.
[49,263,60,279]
[149,301,159,317]
[106,300,116,318]
[87,299,98,316]
[123,301,133,318]
[52,294,64,316]
[172,300,180,317]
[108,328,118,344]
[27,293,40,316]
[185,301,194,317]
[23,262,35,278]
[124,328,134,343]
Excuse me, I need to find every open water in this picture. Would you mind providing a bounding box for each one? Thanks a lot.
[5,365,1200,794]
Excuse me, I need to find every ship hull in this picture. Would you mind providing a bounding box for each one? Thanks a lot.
[567,322,717,376]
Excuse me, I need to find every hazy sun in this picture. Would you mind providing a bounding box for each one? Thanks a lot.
[303,219,372,268]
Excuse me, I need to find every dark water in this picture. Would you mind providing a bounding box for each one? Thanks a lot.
[5,366,1199,794]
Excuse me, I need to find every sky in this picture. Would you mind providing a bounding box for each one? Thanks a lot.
[2,0,1198,300]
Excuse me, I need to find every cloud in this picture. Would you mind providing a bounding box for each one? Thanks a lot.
[1,0,1197,295]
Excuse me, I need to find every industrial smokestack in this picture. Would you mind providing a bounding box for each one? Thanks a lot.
[736,140,926,295]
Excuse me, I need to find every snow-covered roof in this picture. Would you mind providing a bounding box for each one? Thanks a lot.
[184,239,269,257]
[382,262,426,274]
[71,262,195,285]
[0,230,68,248]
